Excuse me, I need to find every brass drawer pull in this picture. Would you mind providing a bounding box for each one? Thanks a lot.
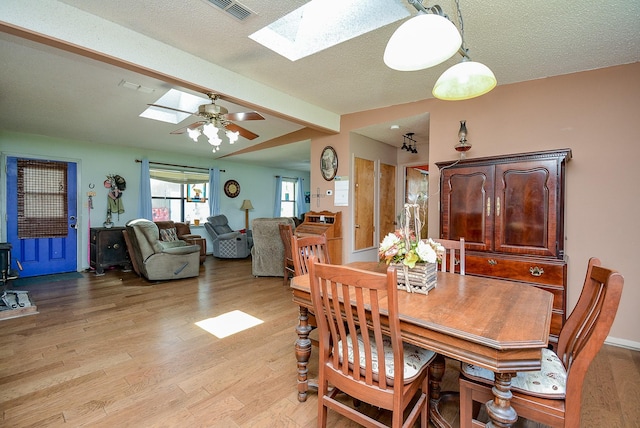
[488,259,497,266]
[113,243,120,250]
[529,266,544,277]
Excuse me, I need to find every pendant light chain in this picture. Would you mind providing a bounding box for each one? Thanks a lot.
[453,0,468,57]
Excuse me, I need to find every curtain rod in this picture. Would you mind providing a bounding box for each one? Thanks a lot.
[135,159,225,173]
[276,175,304,180]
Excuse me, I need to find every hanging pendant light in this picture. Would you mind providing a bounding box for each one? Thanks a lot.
[384,10,461,71]
[433,57,496,100]
[432,0,497,100]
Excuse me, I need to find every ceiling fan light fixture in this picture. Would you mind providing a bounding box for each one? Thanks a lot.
[187,127,201,142]
[384,12,461,71]
[226,130,240,144]
[432,58,497,100]
[202,123,220,140]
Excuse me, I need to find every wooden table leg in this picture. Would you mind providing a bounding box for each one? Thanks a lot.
[295,305,312,402]
[485,372,517,428]
[429,353,457,428]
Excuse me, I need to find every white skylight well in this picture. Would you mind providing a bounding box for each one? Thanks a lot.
[249,0,410,61]
[140,89,209,124]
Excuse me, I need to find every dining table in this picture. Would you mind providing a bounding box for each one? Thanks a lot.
[290,261,553,428]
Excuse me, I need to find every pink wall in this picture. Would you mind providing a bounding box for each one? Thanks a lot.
[311,62,640,346]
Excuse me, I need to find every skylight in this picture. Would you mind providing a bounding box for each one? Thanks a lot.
[249,0,410,61]
[139,89,209,124]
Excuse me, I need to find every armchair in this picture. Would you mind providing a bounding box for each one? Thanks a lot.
[155,220,206,264]
[205,215,252,259]
[250,217,295,277]
[125,219,201,281]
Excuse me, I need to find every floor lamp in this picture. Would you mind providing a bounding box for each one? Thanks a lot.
[240,199,254,230]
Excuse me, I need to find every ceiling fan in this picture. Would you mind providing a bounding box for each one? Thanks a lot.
[148,93,265,149]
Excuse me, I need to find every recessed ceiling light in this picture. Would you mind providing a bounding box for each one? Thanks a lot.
[390,124,400,130]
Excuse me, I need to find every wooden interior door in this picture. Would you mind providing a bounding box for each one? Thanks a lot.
[379,163,396,237]
[354,157,374,250]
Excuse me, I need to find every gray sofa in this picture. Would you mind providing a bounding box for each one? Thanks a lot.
[125,218,201,281]
[205,215,253,259]
[251,217,296,277]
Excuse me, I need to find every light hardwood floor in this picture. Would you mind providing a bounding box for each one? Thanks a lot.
[1,257,638,427]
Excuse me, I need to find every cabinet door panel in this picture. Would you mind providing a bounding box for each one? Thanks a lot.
[441,166,494,251]
[495,160,559,256]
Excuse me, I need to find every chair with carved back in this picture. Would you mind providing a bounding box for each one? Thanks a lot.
[458,257,624,428]
[437,238,465,275]
[290,234,332,349]
[278,223,295,286]
[308,256,436,427]
[291,234,332,276]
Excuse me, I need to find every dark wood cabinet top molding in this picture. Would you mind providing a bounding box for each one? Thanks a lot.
[436,148,572,169]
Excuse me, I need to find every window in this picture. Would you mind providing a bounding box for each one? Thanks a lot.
[280,178,297,217]
[150,169,209,223]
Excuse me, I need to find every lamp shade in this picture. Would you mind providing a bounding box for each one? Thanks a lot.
[384,13,461,71]
[240,199,254,210]
[432,60,497,100]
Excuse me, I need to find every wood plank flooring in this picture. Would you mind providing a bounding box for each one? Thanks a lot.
[1,257,638,427]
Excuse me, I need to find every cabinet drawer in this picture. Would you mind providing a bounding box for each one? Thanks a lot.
[550,311,563,337]
[465,253,566,287]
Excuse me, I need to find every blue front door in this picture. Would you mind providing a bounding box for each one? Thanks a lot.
[6,157,78,277]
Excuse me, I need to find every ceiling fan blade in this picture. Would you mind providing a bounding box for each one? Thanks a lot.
[225,111,265,121]
[148,103,195,115]
[170,121,206,134]
[226,122,259,140]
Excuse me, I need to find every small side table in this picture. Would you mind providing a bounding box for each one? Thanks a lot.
[90,227,131,275]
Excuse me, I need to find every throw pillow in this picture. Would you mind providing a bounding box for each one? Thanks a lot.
[160,227,179,242]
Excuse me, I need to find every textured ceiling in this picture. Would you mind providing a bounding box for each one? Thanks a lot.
[1,0,638,170]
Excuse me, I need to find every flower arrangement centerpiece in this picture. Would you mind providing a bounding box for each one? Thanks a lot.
[379,204,444,294]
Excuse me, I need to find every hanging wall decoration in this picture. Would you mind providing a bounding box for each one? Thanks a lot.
[104,174,126,226]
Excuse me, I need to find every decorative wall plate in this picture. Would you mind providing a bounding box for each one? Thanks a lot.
[224,179,240,198]
[320,146,338,181]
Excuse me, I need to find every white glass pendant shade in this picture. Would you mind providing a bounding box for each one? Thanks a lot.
[226,130,239,144]
[202,123,219,140]
[384,14,462,71]
[433,60,497,100]
[187,127,201,142]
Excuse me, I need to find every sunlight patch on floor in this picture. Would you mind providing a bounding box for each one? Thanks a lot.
[195,310,264,339]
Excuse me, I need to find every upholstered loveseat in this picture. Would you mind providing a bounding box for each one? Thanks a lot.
[251,217,295,277]
[125,219,201,281]
[204,215,253,259]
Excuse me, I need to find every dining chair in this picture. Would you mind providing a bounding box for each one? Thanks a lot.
[458,257,624,428]
[278,224,295,285]
[291,234,331,276]
[437,238,465,275]
[308,256,437,428]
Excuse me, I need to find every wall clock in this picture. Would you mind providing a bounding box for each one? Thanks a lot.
[224,179,241,198]
[320,146,338,181]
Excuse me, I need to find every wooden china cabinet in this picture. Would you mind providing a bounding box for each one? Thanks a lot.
[437,149,571,347]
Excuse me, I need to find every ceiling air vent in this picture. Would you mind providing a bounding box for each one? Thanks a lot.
[204,0,253,21]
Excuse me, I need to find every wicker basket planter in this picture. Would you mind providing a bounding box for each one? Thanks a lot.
[393,262,437,294]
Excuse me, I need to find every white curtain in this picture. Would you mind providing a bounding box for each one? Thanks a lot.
[138,158,152,220]
[296,177,306,219]
[209,168,220,217]
[273,176,282,217]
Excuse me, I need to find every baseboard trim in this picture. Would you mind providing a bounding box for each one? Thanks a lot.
[605,336,640,351]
